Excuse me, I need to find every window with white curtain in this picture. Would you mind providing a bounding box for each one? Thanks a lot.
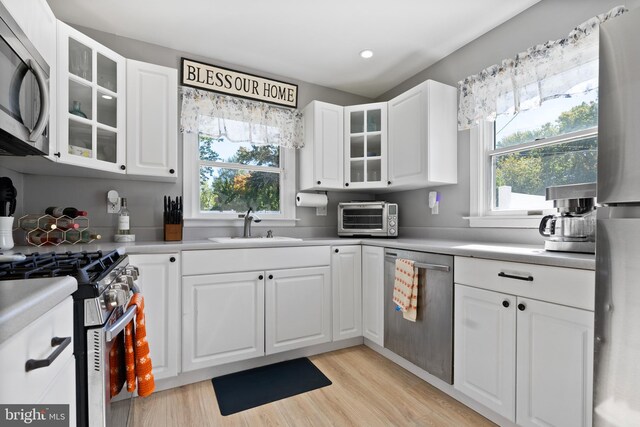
[460,5,625,228]
[180,88,301,225]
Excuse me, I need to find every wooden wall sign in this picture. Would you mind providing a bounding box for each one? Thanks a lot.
[181,58,298,108]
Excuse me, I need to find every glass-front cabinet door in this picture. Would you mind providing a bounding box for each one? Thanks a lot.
[344,103,387,189]
[56,21,126,173]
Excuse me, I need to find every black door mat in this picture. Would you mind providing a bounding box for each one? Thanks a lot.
[211,357,332,416]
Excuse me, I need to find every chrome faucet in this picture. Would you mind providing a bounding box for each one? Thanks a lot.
[240,207,262,237]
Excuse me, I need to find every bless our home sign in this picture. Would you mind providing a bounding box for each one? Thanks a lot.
[181,58,298,108]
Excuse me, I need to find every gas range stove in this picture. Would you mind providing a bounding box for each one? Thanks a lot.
[0,249,140,427]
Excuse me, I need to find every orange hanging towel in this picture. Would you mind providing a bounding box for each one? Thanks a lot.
[125,293,155,397]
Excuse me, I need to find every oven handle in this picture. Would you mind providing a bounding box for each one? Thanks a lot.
[27,58,50,142]
[105,305,137,342]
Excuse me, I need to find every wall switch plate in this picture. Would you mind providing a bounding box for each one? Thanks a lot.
[107,190,121,213]
[428,191,440,215]
[316,205,327,216]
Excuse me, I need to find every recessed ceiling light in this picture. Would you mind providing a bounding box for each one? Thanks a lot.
[360,49,373,59]
[101,94,113,100]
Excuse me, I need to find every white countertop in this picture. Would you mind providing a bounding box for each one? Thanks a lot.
[0,276,77,345]
[9,237,596,270]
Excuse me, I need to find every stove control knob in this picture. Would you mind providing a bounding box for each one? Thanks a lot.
[115,289,127,306]
[125,266,139,280]
[106,290,119,308]
[118,275,135,288]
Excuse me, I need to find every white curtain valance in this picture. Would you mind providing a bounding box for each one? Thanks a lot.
[180,87,304,149]
[457,5,627,130]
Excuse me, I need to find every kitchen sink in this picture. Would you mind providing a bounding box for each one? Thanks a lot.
[208,236,303,243]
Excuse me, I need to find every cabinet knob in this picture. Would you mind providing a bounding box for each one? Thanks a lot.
[517,303,526,311]
[334,248,339,253]
[345,182,350,187]
[169,257,176,263]
[268,274,274,280]
[120,165,126,171]
[53,152,61,158]
[259,275,264,280]
[502,300,510,308]
[387,181,391,185]
[317,180,321,185]
[169,169,175,174]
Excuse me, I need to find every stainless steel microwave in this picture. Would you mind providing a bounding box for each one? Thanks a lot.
[0,2,50,156]
[338,201,398,237]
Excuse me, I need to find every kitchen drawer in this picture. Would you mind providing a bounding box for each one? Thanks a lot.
[0,298,74,403]
[454,257,595,311]
[182,246,331,275]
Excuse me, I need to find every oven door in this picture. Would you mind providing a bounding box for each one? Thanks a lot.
[87,305,136,427]
[0,4,49,155]
[339,205,388,235]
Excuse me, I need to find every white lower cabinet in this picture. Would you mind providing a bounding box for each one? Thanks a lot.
[0,298,75,418]
[454,279,594,427]
[454,284,516,420]
[265,266,331,354]
[516,298,594,427]
[331,246,362,341]
[362,245,384,346]
[128,253,180,380]
[182,271,265,371]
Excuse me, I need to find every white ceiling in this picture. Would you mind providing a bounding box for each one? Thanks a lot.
[47,0,541,99]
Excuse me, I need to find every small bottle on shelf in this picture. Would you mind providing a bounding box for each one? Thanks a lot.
[45,207,88,218]
[117,198,130,235]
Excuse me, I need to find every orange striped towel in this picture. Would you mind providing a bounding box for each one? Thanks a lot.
[125,293,155,397]
[392,258,418,322]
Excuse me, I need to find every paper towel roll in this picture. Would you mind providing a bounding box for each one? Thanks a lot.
[296,193,328,208]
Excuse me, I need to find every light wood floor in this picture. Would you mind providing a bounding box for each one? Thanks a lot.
[129,345,495,426]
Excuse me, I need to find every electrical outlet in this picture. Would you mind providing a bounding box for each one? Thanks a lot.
[107,190,121,213]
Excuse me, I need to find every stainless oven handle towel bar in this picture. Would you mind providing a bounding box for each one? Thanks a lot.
[105,305,137,342]
[384,255,450,272]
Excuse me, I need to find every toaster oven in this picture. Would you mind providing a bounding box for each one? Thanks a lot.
[338,201,398,237]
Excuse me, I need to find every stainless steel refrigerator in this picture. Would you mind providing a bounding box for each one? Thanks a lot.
[594,7,640,426]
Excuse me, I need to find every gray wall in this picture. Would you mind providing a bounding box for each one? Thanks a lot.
[15,0,635,243]
[374,0,640,244]
[20,26,373,241]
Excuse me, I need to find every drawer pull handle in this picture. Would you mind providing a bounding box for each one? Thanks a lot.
[25,336,71,372]
[498,272,533,282]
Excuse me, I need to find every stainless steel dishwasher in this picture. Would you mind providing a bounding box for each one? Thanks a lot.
[384,248,453,384]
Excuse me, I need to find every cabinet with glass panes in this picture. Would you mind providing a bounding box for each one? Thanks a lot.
[56,21,126,173]
[343,103,387,189]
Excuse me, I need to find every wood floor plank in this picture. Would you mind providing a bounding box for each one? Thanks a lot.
[129,345,495,427]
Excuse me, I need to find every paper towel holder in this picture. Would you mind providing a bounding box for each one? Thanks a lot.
[316,191,328,216]
[296,191,328,216]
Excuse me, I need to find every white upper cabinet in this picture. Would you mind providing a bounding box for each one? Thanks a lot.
[344,102,388,189]
[56,21,126,173]
[126,59,178,179]
[299,101,344,190]
[387,80,457,190]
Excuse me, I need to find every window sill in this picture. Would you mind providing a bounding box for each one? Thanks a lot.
[184,218,299,228]
[464,215,543,229]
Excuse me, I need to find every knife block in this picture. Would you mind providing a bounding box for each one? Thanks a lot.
[164,223,182,241]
